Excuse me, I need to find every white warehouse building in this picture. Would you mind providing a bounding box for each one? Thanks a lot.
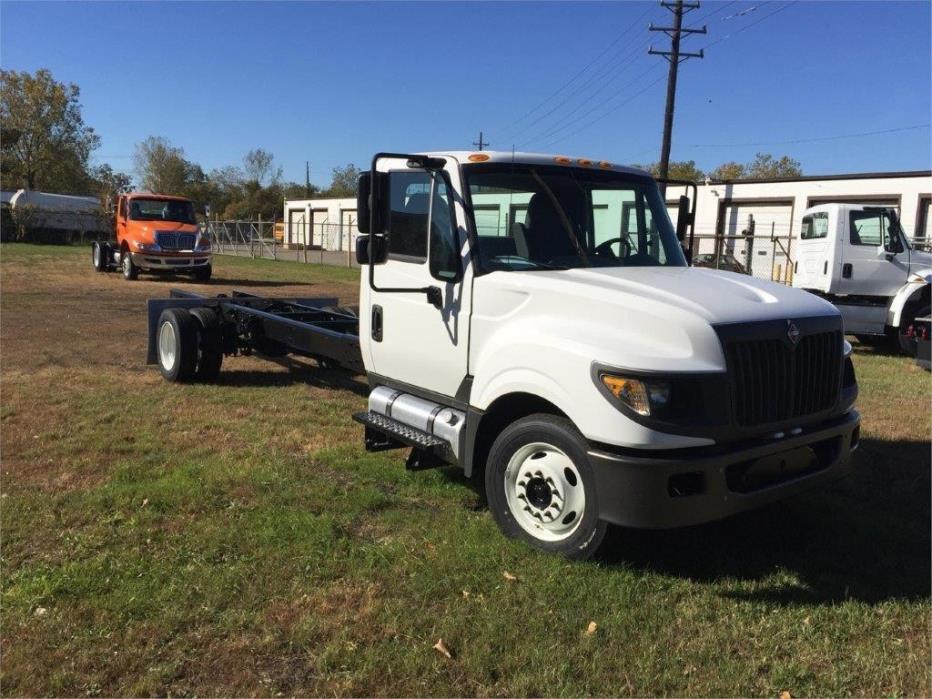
[284,168,931,281]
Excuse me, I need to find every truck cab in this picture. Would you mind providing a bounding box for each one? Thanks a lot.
[92,193,212,281]
[149,150,861,559]
[352,152,860,557]
[793,203,931,354]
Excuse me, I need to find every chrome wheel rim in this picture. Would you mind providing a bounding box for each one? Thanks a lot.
[92,245,100,268]
[158,321,176,371]
[122,254,131,275]
[504,441,586,542]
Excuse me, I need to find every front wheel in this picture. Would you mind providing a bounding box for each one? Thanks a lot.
[193,264,212,282]
[485,414,607,559]
[121,250,138,280]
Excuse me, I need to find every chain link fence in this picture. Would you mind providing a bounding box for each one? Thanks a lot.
[205,219,361,268]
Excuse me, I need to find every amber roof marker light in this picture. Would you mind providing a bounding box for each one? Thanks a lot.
[554,156,572,165]
[468,153,490,162]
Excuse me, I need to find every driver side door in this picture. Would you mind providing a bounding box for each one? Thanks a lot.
[362,160,472,398]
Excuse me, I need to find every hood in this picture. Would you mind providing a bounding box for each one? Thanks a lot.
[557,266,840,325]
[135,221,199,233]
[471,265,841,374]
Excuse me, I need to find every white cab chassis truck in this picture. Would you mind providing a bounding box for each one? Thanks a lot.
[793,203,931,356]
[148,151,860,559]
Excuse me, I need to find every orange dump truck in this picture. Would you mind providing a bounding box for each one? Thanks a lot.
[91,193,212,281]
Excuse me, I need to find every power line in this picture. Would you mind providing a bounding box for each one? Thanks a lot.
[503,4,657,132]
[472,131,489,151]
[697,0,795,53]
[538,73,669,151]
[686,123,932,148]
[517,0,741,151]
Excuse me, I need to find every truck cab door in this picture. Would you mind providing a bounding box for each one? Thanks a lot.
[360,156,472,399]
[794,210,833,292]
[837,208,909,297]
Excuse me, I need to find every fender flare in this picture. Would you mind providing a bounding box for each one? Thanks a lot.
[888,271,931,328]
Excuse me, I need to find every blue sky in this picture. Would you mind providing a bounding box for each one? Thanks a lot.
[2,1,929,186]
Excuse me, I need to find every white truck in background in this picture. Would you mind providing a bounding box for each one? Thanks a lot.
[149,151,860,559]
[793,203,931,356]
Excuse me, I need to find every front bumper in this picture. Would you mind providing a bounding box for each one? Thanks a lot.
[131,252,211,270]
[588,410,860,529]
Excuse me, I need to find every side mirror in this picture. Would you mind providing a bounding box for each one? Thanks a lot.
[356,172,371,233]
[675,195,691,242]
[356,234,388,265]
[884,235,904,255]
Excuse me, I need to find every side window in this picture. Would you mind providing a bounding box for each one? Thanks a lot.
[801,212,829,240]
[428,176,460,281]
[849,211,885,246]
[387,171,431,261]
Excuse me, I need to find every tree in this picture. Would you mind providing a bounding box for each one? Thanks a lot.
[707,161,746,181]
[92,163,132,200]
[634,159,705,182]
[324,164,360,197]
[0,68,100,192]
[243,148,282,186]
[745,152,802,179]
[134,136,190,194]
[708,153,803,181]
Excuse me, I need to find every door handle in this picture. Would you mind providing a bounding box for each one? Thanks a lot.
[842,263,852,279]
[371,304,383,342]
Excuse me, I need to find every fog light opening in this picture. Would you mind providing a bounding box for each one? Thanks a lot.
[668,472,706,498]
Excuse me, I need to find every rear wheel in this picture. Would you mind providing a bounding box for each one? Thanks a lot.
[121,249,138,280]
[189,307,223,381]
[485,414,607,560]
[157,308,198,382]
[92,242,107,272]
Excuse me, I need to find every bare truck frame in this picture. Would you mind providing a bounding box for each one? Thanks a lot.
[146,289,455,463]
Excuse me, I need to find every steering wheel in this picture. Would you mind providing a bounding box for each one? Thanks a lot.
[594,237,630,258]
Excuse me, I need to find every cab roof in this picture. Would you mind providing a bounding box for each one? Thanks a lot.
[125,192,192,202]
[420,151,652,178]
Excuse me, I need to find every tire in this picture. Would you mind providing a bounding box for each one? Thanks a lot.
[193,264,212,282]
[92,242,106,272]
[189,307,223,382]
[121,248,138,280]
[156,308,198,382]
[484,414,607,560]
[899,304,931,357]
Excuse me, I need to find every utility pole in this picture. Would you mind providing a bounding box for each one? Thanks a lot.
[305,161,311,198]
[649,0,706,192]
[472,131,489,151]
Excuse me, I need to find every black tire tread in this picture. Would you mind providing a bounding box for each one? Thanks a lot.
[484,413,607,560]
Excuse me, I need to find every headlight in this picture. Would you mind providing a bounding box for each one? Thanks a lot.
[842,339,853,358]
[135,241,161,252]
[599,373,671,416]
[196,236,211,250]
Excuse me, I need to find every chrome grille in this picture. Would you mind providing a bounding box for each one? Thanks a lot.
[156,232,197,250]
[722,329,842,427]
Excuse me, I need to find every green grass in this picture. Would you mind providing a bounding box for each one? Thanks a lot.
[1,244,929,696]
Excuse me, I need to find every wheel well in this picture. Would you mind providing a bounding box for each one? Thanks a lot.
[469,392,567,478]
[902,285,931,325]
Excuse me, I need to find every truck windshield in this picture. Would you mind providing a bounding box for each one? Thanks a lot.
[129,198,197,224]
[465,164,686,271]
